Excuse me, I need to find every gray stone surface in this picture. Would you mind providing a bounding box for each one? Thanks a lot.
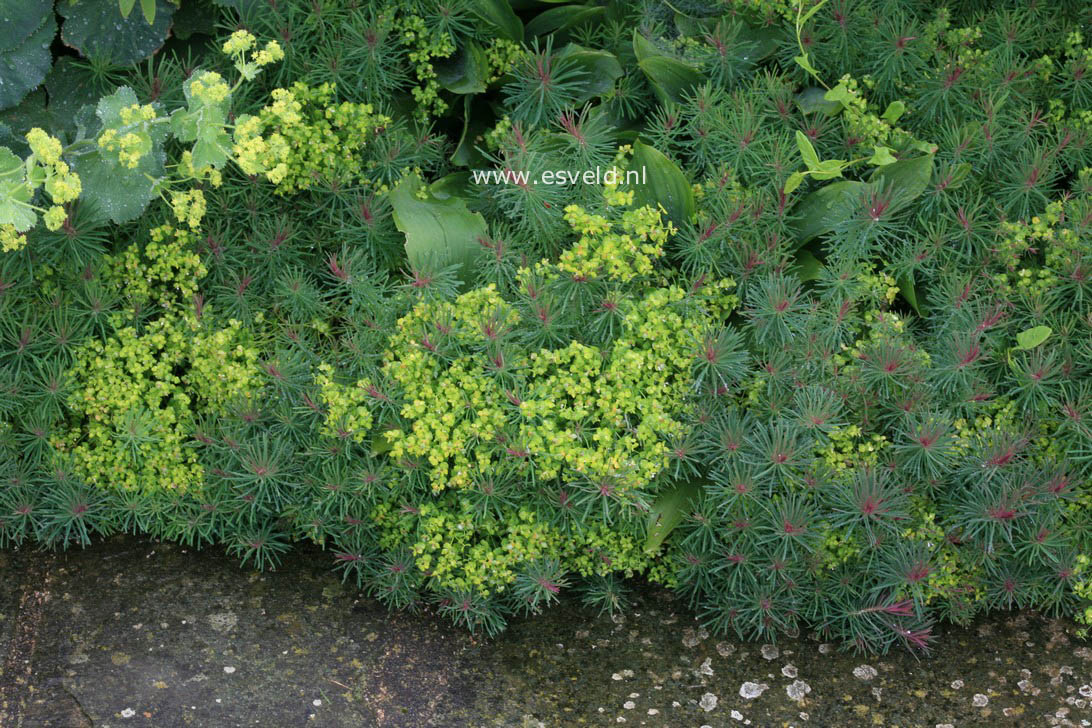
[1,538,1090,727]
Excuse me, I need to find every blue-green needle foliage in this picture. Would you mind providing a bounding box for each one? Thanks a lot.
[0,0,1090,651]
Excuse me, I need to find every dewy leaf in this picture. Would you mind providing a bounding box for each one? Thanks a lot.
[389,172,488,289]
[0,0,53,53]
[471,0,523,42]
[1015,325,1051,350]
[59,0,175,65]
[795,130,820,170]
[629,139,695,228]
[0,13,55,111]
[644,481,701,554]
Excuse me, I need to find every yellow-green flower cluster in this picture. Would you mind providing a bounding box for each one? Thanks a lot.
[398,15,456,120]
[169,189,207,230]
[315,363,375,443]
[55,313,259,495]
[558,204,673,282]
[19,128,83,234]
[231,82,390,193]
[485,38,524,83]
[102,225,206,312]
[221,29,284,80]
[98,104,158,169]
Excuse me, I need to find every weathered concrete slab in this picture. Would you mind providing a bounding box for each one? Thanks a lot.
[1,538,1090,727]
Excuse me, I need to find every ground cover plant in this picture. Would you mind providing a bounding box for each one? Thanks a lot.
[0,0,1091,654]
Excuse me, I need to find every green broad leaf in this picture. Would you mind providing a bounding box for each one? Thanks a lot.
[435,41,489,95]
[44,57,100,124]
[644,481,701,554]
[59,0,175,65]
[72,146,165,224]
[471,0,523,42]
[556,45,622,104]
[96,86,140,127]
[869,146,897,166]
[789,179,865,244]
[0,0,52,53]
[389,172,488,289]
[823,81,854,108]
[795,87,842,116]
[784,171,806,195]
[119,0,138,18]
[1015,326,1051,350]
[525,5,604,39]
[897,273,921,315]
[794,53,819,79]
[868,153,934,202]
[633,30,702,105]
[139,0,156,24]
[428,172,473,200]
[629,139,695,228]
[0,13,55,111]
[795,130,820,170]
[791,247,823,282]
[0,147,36,231]
[882,100,906,124]
[450,95,493,167]
[810,158,845,180]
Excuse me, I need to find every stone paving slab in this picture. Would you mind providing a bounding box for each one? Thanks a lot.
[1,538,1090,727]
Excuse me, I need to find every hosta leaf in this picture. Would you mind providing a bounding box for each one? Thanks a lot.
[1015,326,1051,350]
[868,153,934,201]
[60,0,175,65]
[644,481,701,554]
[789,179,865,244]
[525,5,604,39]
[389,172,488,289]
[556,45,622,104]
[633,31,702,104]
[471,0,522,42]
[897,273,921,315]
[0,14,55,111]
[791,248,823,282]
[629,139,695,228]
[0,0,52,53]
[435,41,489,95]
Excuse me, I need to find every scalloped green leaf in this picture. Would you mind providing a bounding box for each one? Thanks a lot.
[60,0,176,65]
[0,147,36,231]
[0,0,53,53]
[0,13,55,111]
